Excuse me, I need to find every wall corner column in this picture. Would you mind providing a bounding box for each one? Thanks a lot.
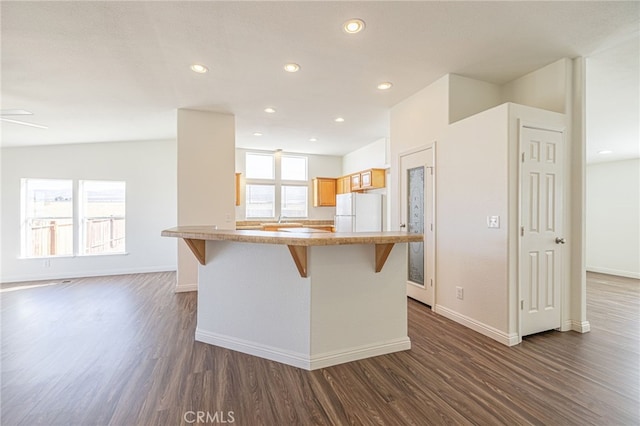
[567,57,589,332]
[176,109,235,293]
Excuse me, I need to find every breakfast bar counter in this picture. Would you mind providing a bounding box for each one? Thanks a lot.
[162,226,423,370]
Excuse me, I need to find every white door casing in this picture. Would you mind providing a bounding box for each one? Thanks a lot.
[400,146,435,307]
[519,125,565,336]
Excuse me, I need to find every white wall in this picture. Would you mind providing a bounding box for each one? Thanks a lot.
[500,58,570,114]
[388,58,587,344]
[342,138,387,175]
[437,104,510,333]
[1,140,177,283]
[586,159,640,278]
[449,74,502,124]
[234,148,342,221]
[390,74,450,229]
[177,109,236,292]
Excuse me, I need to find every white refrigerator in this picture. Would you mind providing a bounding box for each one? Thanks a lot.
[334,193,382,232]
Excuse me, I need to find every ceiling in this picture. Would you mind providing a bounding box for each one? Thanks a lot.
[1,1,638,158]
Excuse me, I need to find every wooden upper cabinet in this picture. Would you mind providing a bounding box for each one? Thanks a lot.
[350,173,361,191]
[313,178,337,207]
[349,169,385,191]
[360,168,385,190]
[235,173,241,206]
[336,176,351,194]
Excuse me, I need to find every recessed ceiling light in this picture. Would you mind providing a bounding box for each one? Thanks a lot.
[598,150,613,154]
[309,138,318,142]
[377,82,393,90]
[190,64,208,73]
[253,132,263,136]
[284,63,300,73]
[335,117,345,123]
[264,107,276,114]
[343,19,366,34]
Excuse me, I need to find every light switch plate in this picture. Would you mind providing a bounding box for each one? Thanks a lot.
[487,215,500,229]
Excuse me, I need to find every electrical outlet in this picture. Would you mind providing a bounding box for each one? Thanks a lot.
[225,214,232,222]
[43,259,50,268]
[487,215,500,228]
[456,286,463,300]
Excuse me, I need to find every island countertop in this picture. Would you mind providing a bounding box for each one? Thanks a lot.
[161,226,423,246]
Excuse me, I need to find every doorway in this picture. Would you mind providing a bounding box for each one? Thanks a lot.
[400,146,435,307]
[519,125,565,336]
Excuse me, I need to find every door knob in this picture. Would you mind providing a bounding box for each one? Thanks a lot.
[400,223,406,229]
[555,237,566,244]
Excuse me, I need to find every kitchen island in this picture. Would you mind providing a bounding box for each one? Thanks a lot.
[162,226,423,370]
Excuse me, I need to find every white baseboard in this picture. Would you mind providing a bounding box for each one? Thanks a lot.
[1,266,176,284]
[435,305,519,346]
[175,283,198,293]
[310,338,411,370]
[570,320,591,333]
[586,266,640,279]
[195,328,411,371]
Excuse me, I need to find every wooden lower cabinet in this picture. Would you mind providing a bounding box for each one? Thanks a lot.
[313,178,337,207]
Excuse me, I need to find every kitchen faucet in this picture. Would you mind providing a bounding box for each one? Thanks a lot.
[277,215,286,223]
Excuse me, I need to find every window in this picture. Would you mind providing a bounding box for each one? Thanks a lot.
[281,155,307,181]
[245,153,274,179]
[281,186,308,217]
[20,178,126,258]
[245,185,275,218]
[21,179,73,257]
[80,180,126,255]
[244,152,308,219]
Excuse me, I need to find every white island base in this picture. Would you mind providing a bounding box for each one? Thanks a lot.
[196,240,410,370]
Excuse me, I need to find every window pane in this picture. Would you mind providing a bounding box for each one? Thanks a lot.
[246,153,275,179]
[281,186,308,218]
[281,156,307,181]
[246,185,275,218]
[25,179,72,218]
[22,179,73,257]
[80,180,126,255]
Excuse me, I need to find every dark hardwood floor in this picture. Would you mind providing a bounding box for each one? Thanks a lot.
[1,271,638,425]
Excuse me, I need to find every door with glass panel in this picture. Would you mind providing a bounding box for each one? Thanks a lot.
[400,147,435,306]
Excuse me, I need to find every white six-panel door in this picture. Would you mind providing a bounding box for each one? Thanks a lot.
[520,125,565,336]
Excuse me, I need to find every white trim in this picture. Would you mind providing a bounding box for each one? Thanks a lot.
[195,328,411,371]
[586,267,640,280]
[563,319,590,333]
[19,252,130,260]
[175,283,198,293]
[1,266,176,284]
[196,328,311,369]
[436,305,520,346]
[519,120,566,135]
[398,142,437,310]
[570,320,591,333]
[517,121,567,341]
[310,338,411,370]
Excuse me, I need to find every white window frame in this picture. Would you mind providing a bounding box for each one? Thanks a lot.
[79,180,126,256]
[19,178,127,259]
[20,178,74,258]
[244,151,309,219]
